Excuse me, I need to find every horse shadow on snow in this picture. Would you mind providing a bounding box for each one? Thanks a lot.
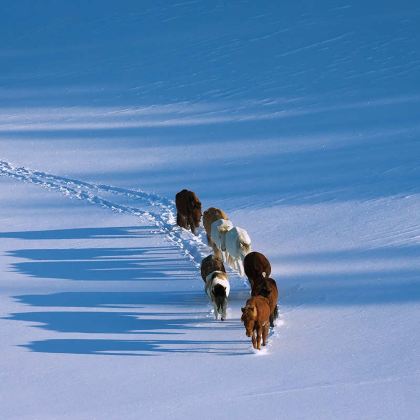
[3,226,249,356]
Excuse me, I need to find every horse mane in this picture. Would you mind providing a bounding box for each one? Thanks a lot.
[218,220,233,233]
[243,304,257,319]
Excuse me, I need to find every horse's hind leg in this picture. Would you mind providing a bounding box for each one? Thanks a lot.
[269,313,275,328]
[238,260,245,276]
[221,299,227,321]
[222,250,227,263]
[251,332,257,349]
[237,259,245,277]
[262,324,269,346]
[213,303,219,320]
[177,213,188,229]
[256,327,262,350]
[187,216,197,235]
[212,243,222,260]
[232,258,239,273]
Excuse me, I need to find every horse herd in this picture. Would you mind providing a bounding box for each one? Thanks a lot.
[175,189,279,351]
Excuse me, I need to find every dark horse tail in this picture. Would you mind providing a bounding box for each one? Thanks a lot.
[213,284,227,312]
[250,273,264,295]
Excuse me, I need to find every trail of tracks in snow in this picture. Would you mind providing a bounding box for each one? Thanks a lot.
[0,160,211,269]
[0,160,269,353]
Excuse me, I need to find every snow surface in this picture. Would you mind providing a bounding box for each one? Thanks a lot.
[1,1,420,419]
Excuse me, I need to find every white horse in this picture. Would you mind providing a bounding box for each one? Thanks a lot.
[225,226,252,276]
[210,219,233,261]
[205,271,230,321]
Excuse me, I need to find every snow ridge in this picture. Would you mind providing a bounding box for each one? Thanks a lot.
[0,160,210,269]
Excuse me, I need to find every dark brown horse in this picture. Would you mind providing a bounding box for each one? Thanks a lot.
[200,254,226,282]
[241,296,271,350]
[244,251,271,288]
[175,189,202,235]
[251,277,278,328]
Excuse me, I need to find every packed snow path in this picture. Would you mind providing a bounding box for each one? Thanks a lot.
[0,159,252,322]
[0,159,216,270]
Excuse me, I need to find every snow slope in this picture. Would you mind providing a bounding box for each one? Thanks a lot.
[1,1,420,419]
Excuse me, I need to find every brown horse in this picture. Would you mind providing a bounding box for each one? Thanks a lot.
[251,277,278,328]
[244,251,271,288]
[203,207,229,243]
[241,296,271,350]
[200,254,226,282]
[175,189,202,235]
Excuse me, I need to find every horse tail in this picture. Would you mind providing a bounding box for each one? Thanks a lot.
[213,284,227,312]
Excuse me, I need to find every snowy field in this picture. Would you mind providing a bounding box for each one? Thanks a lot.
[1,1,420,419]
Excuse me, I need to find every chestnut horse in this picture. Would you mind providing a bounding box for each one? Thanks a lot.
[241,296,271,350]
[251,277,278,328]
[203,207,229,245]
[175,189,202,235]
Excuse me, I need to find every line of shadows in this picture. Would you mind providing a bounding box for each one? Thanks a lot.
[0,225,150,240]
[4,225,251,356]
[13,290,251,309]
[7,290,248,356]
[20,338,251,357]
[5,310,242,335]
[6,246,196,282]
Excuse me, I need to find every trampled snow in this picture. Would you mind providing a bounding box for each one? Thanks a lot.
[0,1,419,419]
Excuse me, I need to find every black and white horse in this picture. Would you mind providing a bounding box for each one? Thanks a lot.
[205,271,230,321]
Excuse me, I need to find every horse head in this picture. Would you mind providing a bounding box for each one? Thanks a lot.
[241,304,256,337]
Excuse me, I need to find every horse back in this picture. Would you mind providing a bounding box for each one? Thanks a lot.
[200,254,226,281]
[203,207,229,235]
[244,251,272,282]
